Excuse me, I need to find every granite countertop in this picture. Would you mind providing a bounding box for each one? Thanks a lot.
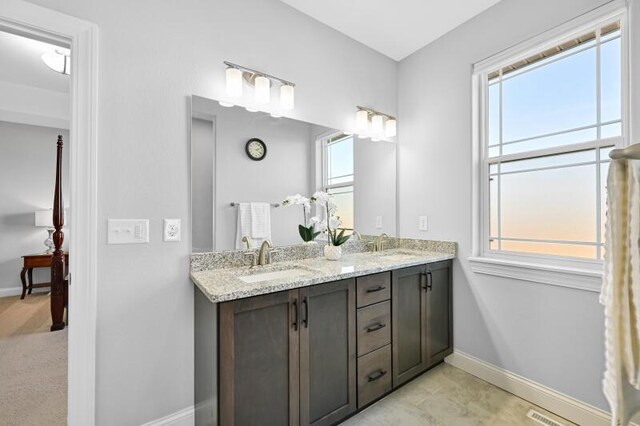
[191,248,455,303]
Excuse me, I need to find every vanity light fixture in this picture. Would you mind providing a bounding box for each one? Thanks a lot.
[223,61,296,112]
[355,106,397,140]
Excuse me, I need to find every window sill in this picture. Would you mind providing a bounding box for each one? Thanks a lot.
[467,256,603,292]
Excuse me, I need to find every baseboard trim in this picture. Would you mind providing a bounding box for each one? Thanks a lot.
[445,350,617,426]
[140,406,194,426]
[0,286,49,298]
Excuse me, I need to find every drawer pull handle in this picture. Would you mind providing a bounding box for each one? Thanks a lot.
[367,369,387,382]
[366,322,386,332]
[292,299,298,330]
[366,285,386,293]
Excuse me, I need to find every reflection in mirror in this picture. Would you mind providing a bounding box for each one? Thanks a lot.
[190,95,396,253]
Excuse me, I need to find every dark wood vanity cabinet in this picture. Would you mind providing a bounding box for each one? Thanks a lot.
[219,279,357,426]
[391,260,453,388]
[214,260,452,426]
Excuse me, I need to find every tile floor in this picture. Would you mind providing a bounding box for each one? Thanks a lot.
[341,363,576,426]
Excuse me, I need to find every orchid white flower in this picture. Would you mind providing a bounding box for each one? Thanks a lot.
[329,216,341,229]
[311,191,331,205]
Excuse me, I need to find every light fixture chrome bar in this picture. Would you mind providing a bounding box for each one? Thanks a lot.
[610,143,640,160]
[223,61,295,87]
[356,105,396,121]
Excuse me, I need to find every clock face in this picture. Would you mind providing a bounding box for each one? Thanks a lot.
[246,138,267,161]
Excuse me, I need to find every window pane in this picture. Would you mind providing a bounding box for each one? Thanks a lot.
[601,161,610,248]
[501,164,597,243]
[489,176,498,237]
[601,37,621,122]
[327,136,354,185]
[501,127,597,155]
[502,47,597,143]
[488,83,500,145]
[500,149,595,173]
[328,185,354,230]
[601,122,621,139]
[488,146,500,158]
[500,240,597,259]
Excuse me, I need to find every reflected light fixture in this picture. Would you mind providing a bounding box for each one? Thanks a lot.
[356,106,397,141]
[223,62,295,112]
[42,50,70,75]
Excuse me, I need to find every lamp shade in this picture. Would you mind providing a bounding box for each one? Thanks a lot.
[42,50,70,75]
[35,210,53,228]
[385,119,397,137]
[371,115,384,139]
[254,75,270,104]
[280,85,294,110]
[225,67,243,98]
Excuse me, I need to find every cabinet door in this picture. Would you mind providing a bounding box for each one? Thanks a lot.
[219,290,299,426]
[426,260,453,366]
[391,265,428,388]
[300,279,357,426]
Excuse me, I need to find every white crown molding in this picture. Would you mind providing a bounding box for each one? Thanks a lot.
[445,350,632,426]
[468,256,603,292]
[140,406,195,426]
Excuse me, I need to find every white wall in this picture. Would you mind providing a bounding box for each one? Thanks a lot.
[398,0,621,411]
[23,0,397,424]
[0,80,69,129]
[0,121,69,293]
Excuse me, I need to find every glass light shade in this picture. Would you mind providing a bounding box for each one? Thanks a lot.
[41,51,70,75]
[254,76,271,104]
[371,115,384,138]
[280,85,295,110]
[385,119,397,137]
[356,110,369,134]
[225,67,243,98]
[218,101,234,108]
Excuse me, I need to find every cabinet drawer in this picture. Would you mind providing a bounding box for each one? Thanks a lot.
[356,273,390,307]
[357,301,391,356]
[357,345,392,408]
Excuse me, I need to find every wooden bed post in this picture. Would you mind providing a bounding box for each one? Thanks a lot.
[51,135,66,331]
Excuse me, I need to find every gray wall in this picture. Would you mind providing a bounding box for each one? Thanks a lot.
[24,0,398,424]
[398,0,618,410]
[0,121,69,293]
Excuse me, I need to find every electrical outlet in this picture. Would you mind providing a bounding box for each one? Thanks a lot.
[164,219,181,242]
[375,216,383,229]
[107,219,149,244]
[418,215,428,231]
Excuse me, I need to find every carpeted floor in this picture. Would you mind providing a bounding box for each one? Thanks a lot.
[0,294,67,426]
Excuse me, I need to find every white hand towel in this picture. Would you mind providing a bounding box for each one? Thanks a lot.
[601,159,640,426]
[250,202,271,241]
[235,203,253,250]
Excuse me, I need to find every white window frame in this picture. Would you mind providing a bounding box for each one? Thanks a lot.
[320,132,355,230]
[469,2,629,292]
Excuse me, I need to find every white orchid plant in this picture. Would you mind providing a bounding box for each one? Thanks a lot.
[282,194,320,243]
[310,191,350,247]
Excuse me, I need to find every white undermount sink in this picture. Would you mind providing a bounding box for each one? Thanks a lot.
[238,268,313,284]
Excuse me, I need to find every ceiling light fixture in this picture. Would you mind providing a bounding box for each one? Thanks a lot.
[223,61,295,112]
[42,50,70,75]
[355,106,397,141]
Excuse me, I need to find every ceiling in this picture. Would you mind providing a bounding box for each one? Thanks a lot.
[278,0,502,61]
[0,30,70,93]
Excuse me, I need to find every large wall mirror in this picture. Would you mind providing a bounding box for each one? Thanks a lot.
[190,95,397,253]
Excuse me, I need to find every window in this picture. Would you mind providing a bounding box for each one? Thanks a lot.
[478,18,624,263]
[322,133,354,230]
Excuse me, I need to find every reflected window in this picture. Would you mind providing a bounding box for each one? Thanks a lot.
[485,20,623,260]
[323,134,354,230]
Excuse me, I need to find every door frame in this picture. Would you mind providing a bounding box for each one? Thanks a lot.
[0,1,99,425]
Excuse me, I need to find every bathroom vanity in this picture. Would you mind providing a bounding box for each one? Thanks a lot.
[191,239,455,426]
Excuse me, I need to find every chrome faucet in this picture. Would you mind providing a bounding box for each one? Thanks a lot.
[352,230,362,240]
[258,240,278,266]
[374,233,389,252]
[241,236,253,250]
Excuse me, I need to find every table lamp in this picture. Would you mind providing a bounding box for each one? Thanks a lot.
[35,209,55,253]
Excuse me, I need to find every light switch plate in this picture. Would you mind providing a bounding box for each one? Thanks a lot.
[375,216,383,229]
[419,215,428,231]
[107,219,149,244]
[164,219,181,242]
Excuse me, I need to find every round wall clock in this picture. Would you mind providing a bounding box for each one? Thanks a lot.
[245,138,267,161]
